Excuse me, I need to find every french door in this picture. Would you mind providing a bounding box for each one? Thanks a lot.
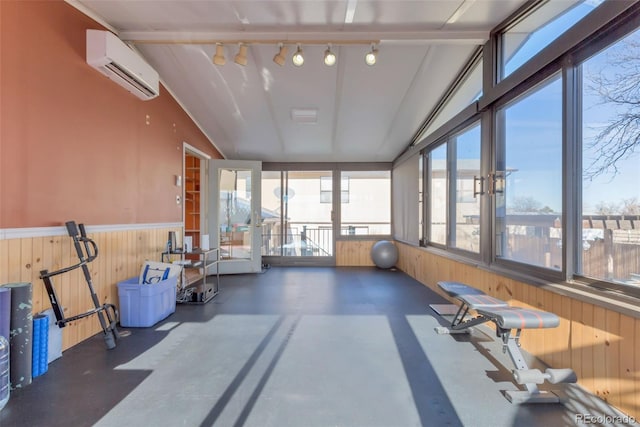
[208,159,262,274]
[261,170,335,266]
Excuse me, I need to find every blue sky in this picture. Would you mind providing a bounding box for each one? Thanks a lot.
[581,36,640,214]
[430,1,639,215]
[501,0,638,214]
[504,2,597,76]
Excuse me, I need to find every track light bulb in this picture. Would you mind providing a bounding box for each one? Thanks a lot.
[292,45,304,67]
[365,45,378,66]
[273,44,288,66]
[324,45,336,66]
[234,44,248,66]
[213,44,226,66]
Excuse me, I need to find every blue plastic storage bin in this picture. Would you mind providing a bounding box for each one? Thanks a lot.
[117,276,177,327]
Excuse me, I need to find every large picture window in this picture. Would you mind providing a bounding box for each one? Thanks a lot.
[407,2,640,299]
[451,123,481,253]
[579,27,640,288]
[428,143,448,245]
[495,74,563,269]
[340,170,391,236]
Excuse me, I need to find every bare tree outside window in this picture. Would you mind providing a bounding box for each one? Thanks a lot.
[581,29,640,286]
[584,34,640,180]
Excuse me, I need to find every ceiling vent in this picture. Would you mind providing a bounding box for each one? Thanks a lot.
[86,29,159,100]
[291,108,318,124]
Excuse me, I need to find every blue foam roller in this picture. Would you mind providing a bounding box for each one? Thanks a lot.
[39,318,48,375]
[39,309,62,364]
[32,315,49,378]
[32,316,42,378]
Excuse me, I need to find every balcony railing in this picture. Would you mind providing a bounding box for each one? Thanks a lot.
[261,221,390,257]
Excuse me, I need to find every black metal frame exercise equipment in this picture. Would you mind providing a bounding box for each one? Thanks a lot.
[40,221,125,350]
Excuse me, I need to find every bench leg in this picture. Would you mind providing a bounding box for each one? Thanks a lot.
[501,330,562,404]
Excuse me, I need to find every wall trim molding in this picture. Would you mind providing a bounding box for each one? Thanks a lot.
[0,222,183,240]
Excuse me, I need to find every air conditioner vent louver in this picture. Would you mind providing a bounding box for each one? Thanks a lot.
[86,29,159,100]
[101,63,157,98]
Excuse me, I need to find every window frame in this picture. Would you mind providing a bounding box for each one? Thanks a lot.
[419,117,483,260]
[404,0,640,301]
[425,139,448,248]
[568,11,640,299]
[450,121,483,254]
[339,170,391,237]
[263,162,393,243]
[491,71,566,283]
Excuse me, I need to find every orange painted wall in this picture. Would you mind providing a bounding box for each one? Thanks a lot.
[0,0,221,228]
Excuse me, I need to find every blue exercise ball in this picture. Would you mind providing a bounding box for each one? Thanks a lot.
[371,240,398,269]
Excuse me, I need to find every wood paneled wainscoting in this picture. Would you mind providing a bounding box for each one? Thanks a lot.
[0,224,182,351]
[335,240,377,267]
[395,241,640,420]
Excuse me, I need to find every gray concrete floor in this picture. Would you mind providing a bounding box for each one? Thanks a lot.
[0,267,635,427]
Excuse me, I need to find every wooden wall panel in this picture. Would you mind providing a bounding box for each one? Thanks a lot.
[606,311,621,408]
[335,240,377,266]
[0,225,181,351]
[396,241,639,420]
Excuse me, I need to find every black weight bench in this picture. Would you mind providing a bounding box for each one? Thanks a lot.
[432,281,577,404]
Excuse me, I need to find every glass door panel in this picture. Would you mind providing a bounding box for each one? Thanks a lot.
[261,171,283,256]
[209,160,262,274]
[287,171,333,257]
[261,170,334,261]
[219,168,252,260]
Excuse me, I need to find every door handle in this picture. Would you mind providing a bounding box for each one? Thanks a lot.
[473,175,484,198]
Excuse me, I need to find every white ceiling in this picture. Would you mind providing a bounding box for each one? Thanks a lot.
[71,0,527,162]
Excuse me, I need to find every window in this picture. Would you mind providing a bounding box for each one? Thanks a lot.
[501,0,602,80]
[428,143,448,245]
[340,170,390,236]
[495,74,563,269]
[418,55,483,141]
[452,123,481,253]
[321,176,349,204]
[405,2,640,299]
[419,122,481,252]
[579,27,640,288]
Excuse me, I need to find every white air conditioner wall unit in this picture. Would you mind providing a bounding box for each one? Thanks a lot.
[86,29,159,100]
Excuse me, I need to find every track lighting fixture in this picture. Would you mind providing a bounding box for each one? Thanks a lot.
[213,43,226,66]
[234,43,248,66]
[324,44,336,66]
[273,43,288,66]
[292,44,304,67]
[365,44,378,66]
[208,41,379,68]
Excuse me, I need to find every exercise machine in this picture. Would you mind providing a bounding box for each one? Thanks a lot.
[432,281,577,404]
[40,221,125,350]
